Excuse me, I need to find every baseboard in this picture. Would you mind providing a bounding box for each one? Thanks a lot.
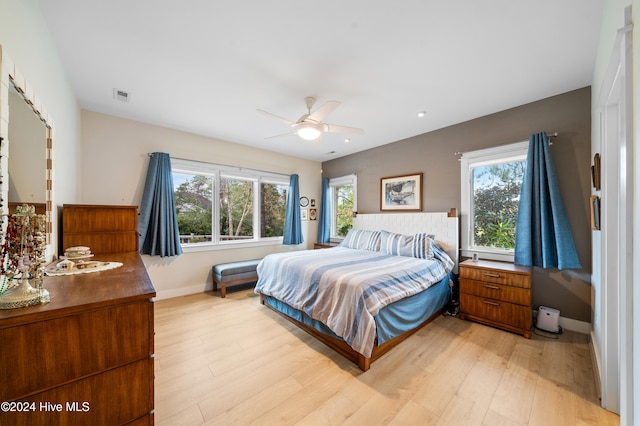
[155,281,257,300]
[559,315,591,334]
[155,282,213,300]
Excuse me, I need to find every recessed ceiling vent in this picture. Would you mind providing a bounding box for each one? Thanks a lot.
[113,88,131,103]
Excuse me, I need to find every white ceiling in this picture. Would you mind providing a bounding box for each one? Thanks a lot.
[36,0,604,162]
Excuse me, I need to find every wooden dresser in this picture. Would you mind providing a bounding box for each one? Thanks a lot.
[0,252,155,425]
[2,204,153,424]
[459,259,532,338]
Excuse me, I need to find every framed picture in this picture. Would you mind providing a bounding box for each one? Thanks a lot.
[301,209,308,220]
[309,208,317,220]
[380,173,423,211]
[592,153,601,190]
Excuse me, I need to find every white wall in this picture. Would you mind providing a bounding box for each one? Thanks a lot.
[0,0,82,248]
[80,110,322,299]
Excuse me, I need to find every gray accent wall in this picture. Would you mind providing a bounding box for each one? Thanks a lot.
[322,87,592,323]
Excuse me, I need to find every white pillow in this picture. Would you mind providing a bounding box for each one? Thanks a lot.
[379,230,435,259]
[339,229,381,251]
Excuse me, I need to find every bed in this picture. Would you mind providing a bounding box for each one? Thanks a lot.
[255,210,459,371]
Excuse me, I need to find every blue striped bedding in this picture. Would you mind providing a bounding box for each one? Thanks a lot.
[255,247,453,358]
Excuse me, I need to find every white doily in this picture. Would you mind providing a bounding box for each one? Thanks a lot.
[45,261,123,276]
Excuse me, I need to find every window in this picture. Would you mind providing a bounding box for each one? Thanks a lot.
[260,180,288,238]
[329,174,357,238]
[173,172,213,244]
[172,158,288,248]
[219,175,254,241]
[460,141,528,261]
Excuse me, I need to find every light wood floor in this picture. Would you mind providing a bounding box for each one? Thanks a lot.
[153,288,619,425]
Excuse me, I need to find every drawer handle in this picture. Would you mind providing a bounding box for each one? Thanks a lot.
[483,273,501,278]
[483,284,501,290]
[482,300,500,307]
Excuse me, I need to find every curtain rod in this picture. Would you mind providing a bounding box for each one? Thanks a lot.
[454,131,558,158]
[147,152,290,177]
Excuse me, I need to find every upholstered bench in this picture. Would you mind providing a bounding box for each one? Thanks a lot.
[213,259,260,298]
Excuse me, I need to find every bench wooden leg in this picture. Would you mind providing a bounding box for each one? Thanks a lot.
[213,279,227,298]
[213,276,257,298]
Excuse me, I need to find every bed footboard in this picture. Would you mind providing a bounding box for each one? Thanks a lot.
[259,292,443,371]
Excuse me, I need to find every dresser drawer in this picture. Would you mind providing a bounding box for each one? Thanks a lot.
[0,358,153,426]
[460,293,531,330]
[459,267,530,289]
[460,278,530,305]
[0,300,153,401]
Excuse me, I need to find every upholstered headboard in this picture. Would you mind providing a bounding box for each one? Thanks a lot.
[352,211,459,272]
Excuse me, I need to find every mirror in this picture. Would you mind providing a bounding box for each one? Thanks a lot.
[0,45,54,259]
[8,82,47,214]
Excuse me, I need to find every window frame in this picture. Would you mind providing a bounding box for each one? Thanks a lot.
[172,158,289,252]
[460,141,528,262]
[328,174,357,241]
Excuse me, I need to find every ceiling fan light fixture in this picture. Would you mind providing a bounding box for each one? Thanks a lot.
[297,122,322,140]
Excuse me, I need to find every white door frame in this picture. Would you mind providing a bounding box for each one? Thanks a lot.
[597,13,632,419]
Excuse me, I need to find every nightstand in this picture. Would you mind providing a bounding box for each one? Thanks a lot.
[459,259,532,338]
[314,242,340,249]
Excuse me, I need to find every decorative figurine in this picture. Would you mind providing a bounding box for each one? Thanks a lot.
[0,204,49,309]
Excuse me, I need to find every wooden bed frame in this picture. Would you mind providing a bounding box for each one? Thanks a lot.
[260,293,445,371]
[259,209,459,371]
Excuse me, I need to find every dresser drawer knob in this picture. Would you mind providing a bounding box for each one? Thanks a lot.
[482,300,500,307]
[483,272,501,278]
[483,284,501,290]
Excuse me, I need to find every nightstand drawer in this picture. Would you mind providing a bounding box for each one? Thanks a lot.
[460,293,531,330]
[460,278,530,305]
[459,267,530,288]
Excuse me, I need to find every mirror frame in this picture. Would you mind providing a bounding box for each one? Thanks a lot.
[0,45,55,258]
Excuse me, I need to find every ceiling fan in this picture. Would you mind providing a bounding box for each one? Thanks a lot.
[257,97,364,141]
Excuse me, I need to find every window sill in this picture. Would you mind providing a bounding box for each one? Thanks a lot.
[461,249,515,263]
[180,239,284,253]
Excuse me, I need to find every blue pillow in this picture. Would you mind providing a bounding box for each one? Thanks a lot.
[339,229,381,251]
[380,230,435,259]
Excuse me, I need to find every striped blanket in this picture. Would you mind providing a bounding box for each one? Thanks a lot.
[255,247,452,357]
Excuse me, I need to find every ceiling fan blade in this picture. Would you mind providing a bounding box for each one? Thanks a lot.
[265,131,297,139]
[256,109,294,126]
[307,100,341,122]
[323,123,364,135]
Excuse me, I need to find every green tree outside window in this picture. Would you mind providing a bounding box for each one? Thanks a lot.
[472,161,525,249]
